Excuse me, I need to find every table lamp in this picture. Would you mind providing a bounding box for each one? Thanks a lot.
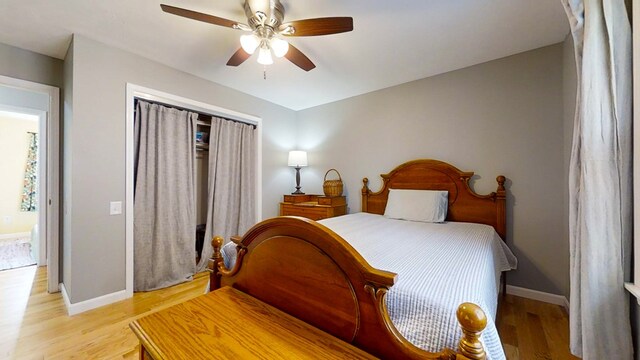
[288,150,308,194]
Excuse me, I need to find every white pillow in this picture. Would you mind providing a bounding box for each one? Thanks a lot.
[383,189,448,223]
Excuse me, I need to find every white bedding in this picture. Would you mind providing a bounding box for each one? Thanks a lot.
[221,212,517,359]
[320,213,517,360]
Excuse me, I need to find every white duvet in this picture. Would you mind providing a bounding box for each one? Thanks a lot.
[320,213,517,360]
[222,212,517,359]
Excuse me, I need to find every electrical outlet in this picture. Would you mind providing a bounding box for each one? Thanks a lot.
[110,201,122,216]
[2,216,12,224]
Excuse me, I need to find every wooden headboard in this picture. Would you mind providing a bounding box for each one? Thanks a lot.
[361,159,507,240]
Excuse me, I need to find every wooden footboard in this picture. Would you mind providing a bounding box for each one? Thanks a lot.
[209,216,487,360]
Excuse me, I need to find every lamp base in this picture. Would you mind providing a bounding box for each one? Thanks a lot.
[291,167,304,195]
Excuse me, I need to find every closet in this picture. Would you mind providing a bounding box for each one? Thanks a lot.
[133,98,257,292]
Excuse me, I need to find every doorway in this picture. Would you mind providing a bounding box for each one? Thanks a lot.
[0,110,41,272]
[0,76,60,293]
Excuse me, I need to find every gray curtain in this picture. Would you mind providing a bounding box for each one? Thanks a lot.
[196,117,256,273]
[562,0,633,358]
[134,101,198,291]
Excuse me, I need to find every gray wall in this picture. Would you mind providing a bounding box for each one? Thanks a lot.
[63,35,296,303]
[62,40,74,290]
[296,43,570,297]
[0,42,63,87]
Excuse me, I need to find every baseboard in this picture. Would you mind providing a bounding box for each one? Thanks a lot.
[60,283,71,312]
[0,232,31,240]
[506,285,570,312]
[60,283,130,316]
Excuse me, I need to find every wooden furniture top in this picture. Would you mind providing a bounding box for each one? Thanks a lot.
[282,194,346,206]
[210,217,488,360]
[280,194,347,220]
[361,159,507,240]
[129,286,376,360]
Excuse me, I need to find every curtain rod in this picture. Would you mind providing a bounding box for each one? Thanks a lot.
[134,97,257,129]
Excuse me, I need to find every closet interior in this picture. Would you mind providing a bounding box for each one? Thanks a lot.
[195,114,211,264]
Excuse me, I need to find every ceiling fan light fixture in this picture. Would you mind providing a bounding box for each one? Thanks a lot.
[240,34,260,54]
[270,37,289,58]
[257,46,274,65]
[160,1,353,72]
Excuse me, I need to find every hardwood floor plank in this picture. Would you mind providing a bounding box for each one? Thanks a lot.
[1,266,579,359]
[526,312,552,359]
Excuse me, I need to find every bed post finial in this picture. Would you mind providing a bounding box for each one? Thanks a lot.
[456,303,487,360]
[208,236,225,291]
[362,177,369,192]
[495,176,507,241]
[362,178,370,212]
[496,176,506,192]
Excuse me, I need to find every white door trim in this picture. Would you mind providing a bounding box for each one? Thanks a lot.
[125,83,263,297]
[0,75,60,293]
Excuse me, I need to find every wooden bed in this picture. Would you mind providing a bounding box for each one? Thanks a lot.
[209,159,508,360]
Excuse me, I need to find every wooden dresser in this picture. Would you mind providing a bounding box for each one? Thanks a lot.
[279,194,347,220]
[130,286,376,360]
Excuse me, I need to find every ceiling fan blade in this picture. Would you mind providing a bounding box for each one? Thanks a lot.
[279,17,353,36]
[284,44,316,71]
[227,48,252,67]
[161,4,244,30]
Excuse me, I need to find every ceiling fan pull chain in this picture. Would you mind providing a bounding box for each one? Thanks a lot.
[263,66,267,80]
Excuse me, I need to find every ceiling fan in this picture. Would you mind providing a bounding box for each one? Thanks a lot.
[160,0,354,72]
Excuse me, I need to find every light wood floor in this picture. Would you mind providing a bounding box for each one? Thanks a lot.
[1,265,210,359]
[1,266,578,359]
[497,294,579,360]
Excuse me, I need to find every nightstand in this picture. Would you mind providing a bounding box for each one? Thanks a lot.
[280,194,347,221]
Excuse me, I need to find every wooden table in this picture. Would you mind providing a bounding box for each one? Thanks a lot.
[130,286,377,360]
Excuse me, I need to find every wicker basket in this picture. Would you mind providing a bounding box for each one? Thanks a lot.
[323,169,343,197]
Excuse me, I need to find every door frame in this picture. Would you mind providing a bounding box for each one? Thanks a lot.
[125,83,262,297]
[0,75,60,293]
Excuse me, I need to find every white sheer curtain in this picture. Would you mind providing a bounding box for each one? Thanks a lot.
[562,0,632,358]
[134,101,198,291]
[196,116,256,273]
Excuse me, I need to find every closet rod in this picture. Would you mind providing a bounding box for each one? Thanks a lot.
[134,97,257,129]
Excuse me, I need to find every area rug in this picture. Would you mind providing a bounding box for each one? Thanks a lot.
[0,236,36,271]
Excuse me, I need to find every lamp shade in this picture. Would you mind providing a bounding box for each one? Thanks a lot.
[257,46,274,65]
[288,151,308,167]
[240,34,260,55]
[270,37,289,58]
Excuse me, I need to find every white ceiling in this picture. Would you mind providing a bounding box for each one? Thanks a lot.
[0,0,569,110]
